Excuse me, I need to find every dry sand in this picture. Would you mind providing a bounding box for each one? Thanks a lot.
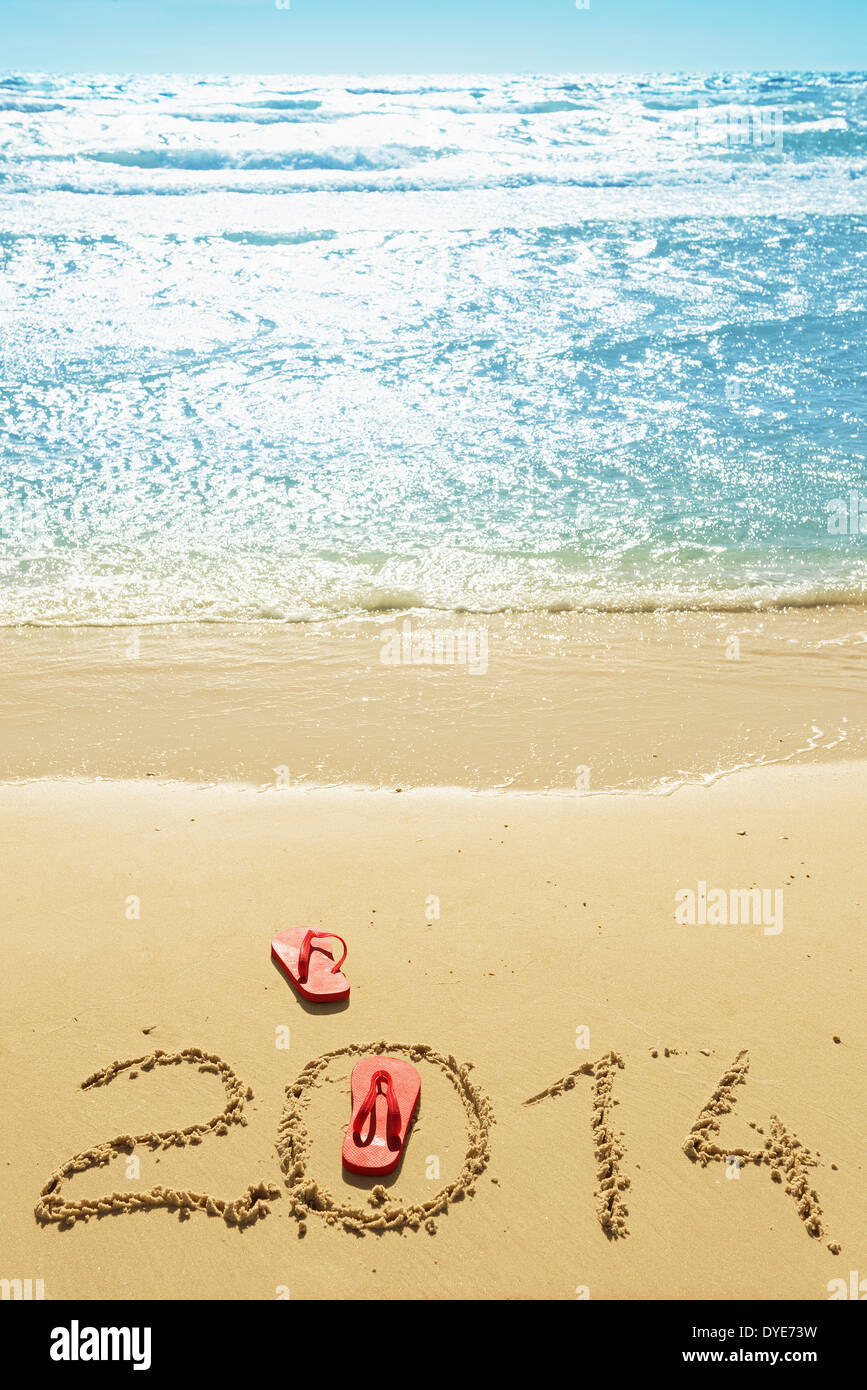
[1,765,864,1299]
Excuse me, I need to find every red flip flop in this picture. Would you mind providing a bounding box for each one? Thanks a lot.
[342,1056,420,1176]
[270,927,350,1003]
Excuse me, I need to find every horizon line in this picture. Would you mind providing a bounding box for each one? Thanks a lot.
[4,66,867,78]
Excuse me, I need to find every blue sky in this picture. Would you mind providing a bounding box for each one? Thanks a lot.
[2,0,865,74]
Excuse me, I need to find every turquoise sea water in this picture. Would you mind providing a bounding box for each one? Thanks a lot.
[1,71,866,624]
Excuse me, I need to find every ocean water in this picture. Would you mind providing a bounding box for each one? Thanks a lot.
[1,71,867,625]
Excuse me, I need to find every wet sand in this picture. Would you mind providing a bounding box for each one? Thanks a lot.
[1,607,865,790]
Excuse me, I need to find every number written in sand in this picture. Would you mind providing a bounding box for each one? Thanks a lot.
[275,1041,494,1236]
[523,1051,631,1239]
[35,1048,280,1230]
[35,1041,494,1238]
[682,1049,840,1255]
[40,1042,836,1250]
[525,1048,841,1253]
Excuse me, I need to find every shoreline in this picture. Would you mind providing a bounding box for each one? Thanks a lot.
[2,607,865,791]
[1,748,866,798]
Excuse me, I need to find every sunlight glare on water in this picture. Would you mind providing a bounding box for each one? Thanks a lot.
[1,72,866,624]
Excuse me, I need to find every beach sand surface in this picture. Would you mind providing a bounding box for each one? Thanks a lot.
[1,766,864,1300]
[1,609,865,791]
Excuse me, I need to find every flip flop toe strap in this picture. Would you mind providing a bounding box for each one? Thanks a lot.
[353,1070,401,1146]
[297,929,348,983]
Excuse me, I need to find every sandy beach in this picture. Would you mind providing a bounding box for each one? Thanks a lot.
[1,756,864,1300]
[3,46,867,1316]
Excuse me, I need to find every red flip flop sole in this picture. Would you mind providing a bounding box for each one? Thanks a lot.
[342,1056,420,1176]
[271,928,350,1002]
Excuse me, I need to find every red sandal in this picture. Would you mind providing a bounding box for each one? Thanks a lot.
[342,1056,420,1176]
[271,927,350,1003]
